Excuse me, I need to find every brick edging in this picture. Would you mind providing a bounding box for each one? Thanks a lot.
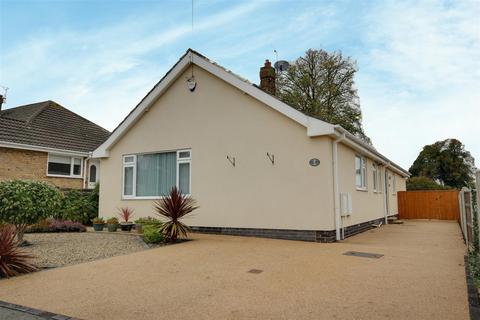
[464,255,480,320]
[191,216,387,243]
[0,300,81,319]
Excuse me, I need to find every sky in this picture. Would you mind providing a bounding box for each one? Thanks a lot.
[0,0,479,170]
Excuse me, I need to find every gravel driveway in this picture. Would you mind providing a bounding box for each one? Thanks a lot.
[23,232,147,268]
[1,220,469,320]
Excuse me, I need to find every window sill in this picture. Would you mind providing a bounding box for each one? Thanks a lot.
[356,188,368,192]
[47,174,83,179]
[122,194,191,200]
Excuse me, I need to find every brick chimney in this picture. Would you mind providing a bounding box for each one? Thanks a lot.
[259,60,276,95]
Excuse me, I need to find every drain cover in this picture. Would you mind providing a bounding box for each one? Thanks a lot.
[343,251,384,259]
[248,269,263,274]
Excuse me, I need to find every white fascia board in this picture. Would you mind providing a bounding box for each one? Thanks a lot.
[333,127,410,177]
[92,54,192,158]
[306,117,335,136]
[0,141,89,157]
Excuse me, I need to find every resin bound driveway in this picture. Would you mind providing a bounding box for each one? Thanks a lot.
[0,220,468,320]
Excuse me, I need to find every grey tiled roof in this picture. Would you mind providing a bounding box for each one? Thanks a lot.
[0,100,110,153]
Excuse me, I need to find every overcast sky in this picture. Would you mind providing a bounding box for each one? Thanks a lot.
[0,0,479,170]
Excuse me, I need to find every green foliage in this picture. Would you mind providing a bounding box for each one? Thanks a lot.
[153,187,198,242]
[142,225,164,244]
[277,49,370,143]
[57,185,99,225]
[134,217,162,226]
[0,180,62,241]
[92,217,105,224]
[409,139,475,189]
[106,217,118,224]
[406,176,448,191]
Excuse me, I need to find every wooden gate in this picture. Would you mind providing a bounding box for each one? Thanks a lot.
[398,190,460,220]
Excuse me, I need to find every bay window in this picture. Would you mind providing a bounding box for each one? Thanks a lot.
[122,149,191,198]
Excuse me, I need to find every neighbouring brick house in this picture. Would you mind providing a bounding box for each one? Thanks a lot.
[0,100,110,189]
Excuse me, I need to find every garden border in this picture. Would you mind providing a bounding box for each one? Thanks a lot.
[464,255,480,319]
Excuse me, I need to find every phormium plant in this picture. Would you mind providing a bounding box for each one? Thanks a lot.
[118,207,135,223]
[0,225,38,278]
[153,187,198,242]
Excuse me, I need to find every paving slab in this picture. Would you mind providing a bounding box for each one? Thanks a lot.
[0,220,469,320]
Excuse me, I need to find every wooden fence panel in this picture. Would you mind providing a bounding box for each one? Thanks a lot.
[398,190,460,220]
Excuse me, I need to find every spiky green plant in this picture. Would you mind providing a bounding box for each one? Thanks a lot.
[153,187,198,242]
[0,225,38,278]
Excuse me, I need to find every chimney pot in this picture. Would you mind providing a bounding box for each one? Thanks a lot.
[260,59,276,95]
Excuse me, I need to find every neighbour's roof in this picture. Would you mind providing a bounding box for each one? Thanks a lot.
[0,100,110,153]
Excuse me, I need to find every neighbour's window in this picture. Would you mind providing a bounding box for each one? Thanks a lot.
[355,155,367,189]
[122,149,191,198]
[372,163,378,192]
[47,154,83,177]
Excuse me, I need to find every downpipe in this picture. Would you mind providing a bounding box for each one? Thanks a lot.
[333,133,345,241]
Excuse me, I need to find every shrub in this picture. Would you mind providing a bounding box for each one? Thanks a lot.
[0,225,38,278]
[153,187,198,242]
[107,217,118,224]
[0,180,62,242]
[406,176,447,191]
[118,207,134,223]
[142,225,164,244]
[92,217,105,224]
[135,217,162,227]
[58,188,98,225]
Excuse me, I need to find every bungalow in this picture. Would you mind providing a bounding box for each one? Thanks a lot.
[0,100,110,189]
[93,49,409,242]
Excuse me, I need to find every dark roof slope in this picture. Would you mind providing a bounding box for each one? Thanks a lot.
[0,101,110,153]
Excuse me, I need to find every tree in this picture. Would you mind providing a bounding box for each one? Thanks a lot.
[0,180,62,242]
[406,176,447,191]
[409,139,476,189]
[277,49,370,142]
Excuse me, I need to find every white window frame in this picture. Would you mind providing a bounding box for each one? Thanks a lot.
[377,165,383,194]
[122,149,191,199]
[355,155,367,191]
[176,149,192,196]
[46,153,83,178]
[372,163,378,192]
[122,154,137,199]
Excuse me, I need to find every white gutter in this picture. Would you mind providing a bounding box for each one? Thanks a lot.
[0,141,89,157]
[332,132,346,241]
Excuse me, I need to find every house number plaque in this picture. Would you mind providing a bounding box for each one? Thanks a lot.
[309,158,320,167]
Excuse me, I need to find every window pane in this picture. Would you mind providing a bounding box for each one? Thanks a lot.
[178,151,191,159]
[124,166,134,196]
[73,158,81,175]
[179,162,190,194]
[48,162,71,175]
[89,165,97,183]
[124,156,135,164]
[136,152,176,196]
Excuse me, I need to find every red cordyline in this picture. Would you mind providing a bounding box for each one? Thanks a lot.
[0,225,38,278]
[153,187,198,242]
[118,207,135,223]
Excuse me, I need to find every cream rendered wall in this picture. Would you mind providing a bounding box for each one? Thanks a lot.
[99,66,335,231]
[336,143,407,227]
